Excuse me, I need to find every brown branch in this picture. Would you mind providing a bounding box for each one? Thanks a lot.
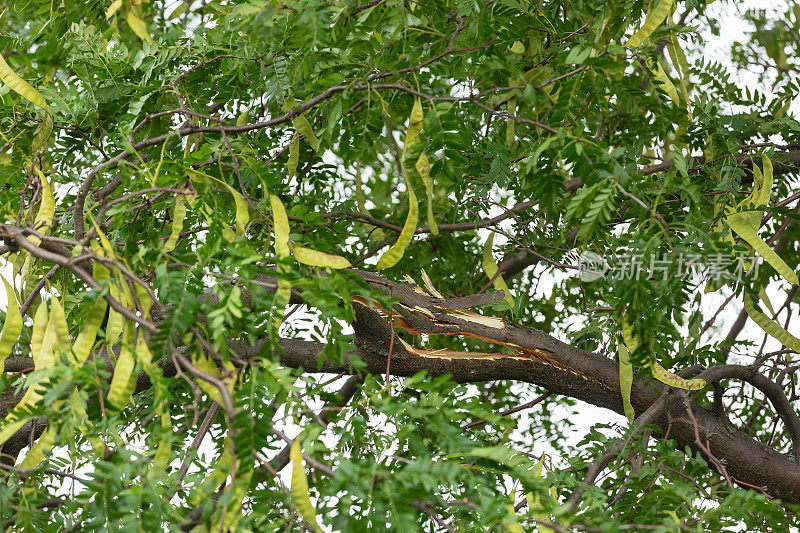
[265,271,800,505]
[566,392,671,509]
[565,150,800,192]
[72,73,578,240]
[334,200,536,235]
[461,391,551,430]
[695,364,800,456]
[173,402,220,493]
[263,375,363,473]
[1,225,158,333]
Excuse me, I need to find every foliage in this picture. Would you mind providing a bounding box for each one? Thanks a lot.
[0,0,799,531]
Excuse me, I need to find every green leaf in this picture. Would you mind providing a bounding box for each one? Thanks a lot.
[623,0,675,48]
[651,361,706,390]
[481,233,515,308]
[650,59,680,105]
[506,95,516,147]
[18,425,56,469]
[727,214,798,285]
[292,246,351,269]
[105,0,122,19]
[270,195,292,327]
[290,439,322,532]
[623,318,705,390]
[107,326,137,410]
[744,295,800,352]
[618,327,635,424]
[375,101,425,269]
[294,114,320,151]
[126,10,154,45]
[164,194,188,252]
[509,41,525,54]
[31,168,55,244]
[455,445,548,489]
[0,277,22,373]
[0,52,52,152]
[287,134,299,180]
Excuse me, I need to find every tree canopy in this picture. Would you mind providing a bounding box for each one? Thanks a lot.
[1,0,800,531]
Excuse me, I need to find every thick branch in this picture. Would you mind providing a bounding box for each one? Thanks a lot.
[263,277,800,505]
[3,269,799,507]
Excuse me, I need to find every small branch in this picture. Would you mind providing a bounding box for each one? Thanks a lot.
[567,393,671,510]
[462,392,552,430]
[173,402,220,493]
